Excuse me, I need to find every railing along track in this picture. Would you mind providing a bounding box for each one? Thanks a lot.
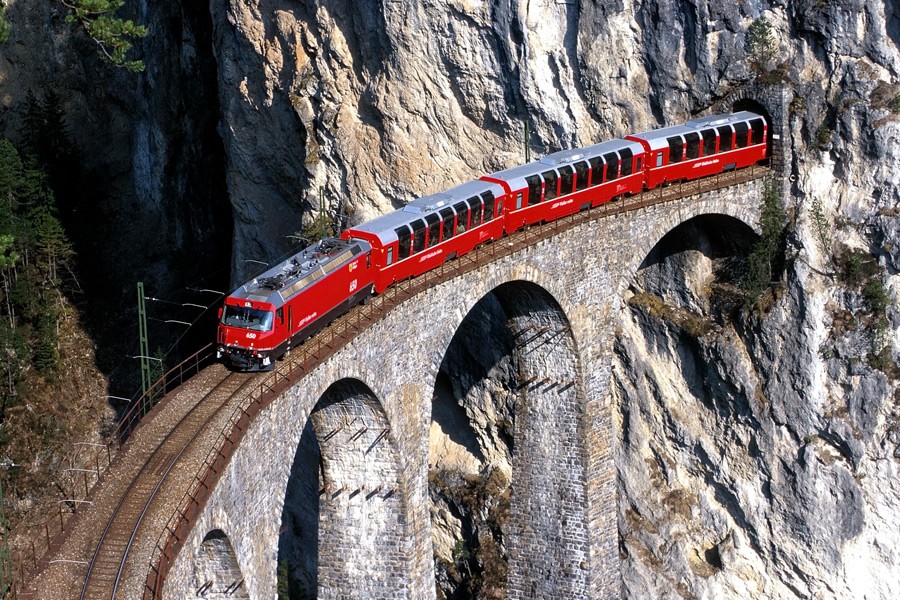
[78,370,258,600]
[142,165,770,598]
[8,345,219,600]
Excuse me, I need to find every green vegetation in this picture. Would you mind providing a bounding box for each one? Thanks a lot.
[0,1,146,71]
[835,246,895,376]
[62,0,148,72]
[0,108,79,534]
[814,122,832,150]
[430,467,510,600]
[628,292,714,338]
[289,189,344,246]
[276,558,312,600]
[0,135,75,426]
[742,179,787,309]
[869,81,900,113]
[837,247,880,288]
[809,196,832,256]
[746,17,783,81]
[292,211,336,247]
[0,4,10,44]
[746,17,775,70]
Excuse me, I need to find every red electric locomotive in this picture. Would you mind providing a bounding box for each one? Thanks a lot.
[217,237,374,371]
[218,110,768,371]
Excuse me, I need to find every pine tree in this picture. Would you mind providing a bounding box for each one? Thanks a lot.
[746,17,778,74]
[61,0,148,72]
[0,320,26,414]
[0,140,23,228]
[743,179,787,307]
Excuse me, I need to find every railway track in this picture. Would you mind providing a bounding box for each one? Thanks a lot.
[76,369,258,600]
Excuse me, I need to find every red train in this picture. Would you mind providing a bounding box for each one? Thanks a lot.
[217,111,768,370]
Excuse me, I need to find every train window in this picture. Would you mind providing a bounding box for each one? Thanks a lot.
[454,202,469,234]
[467,196,484,226]
[482,191,496,220]
[395,225,411,260]
[386,247,394,266]
[574,161,589,191]
[515,192,524,209]
[221,306,273,331]
[685,132,701,160]
[440,207,455,240]
[750,118,765,145]
[588,157,603,185]
[701,129,717,155]
[717,125,733,151]
[542,170,558,201]
[603,153,619,180]
[667,137,683,163]
[411,219,426,253]
[425,213,440,247]
[558,165,574,195]
[525,175,542,205]
[656,152,663,167]
[620,149,633,177]
[734,121,749,148]
[276,308,284,324]
[636,156,643,171]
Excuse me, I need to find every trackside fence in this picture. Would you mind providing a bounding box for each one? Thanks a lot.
[8,344,218,599]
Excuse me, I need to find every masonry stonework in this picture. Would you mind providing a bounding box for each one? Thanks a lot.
[162,176,766,599]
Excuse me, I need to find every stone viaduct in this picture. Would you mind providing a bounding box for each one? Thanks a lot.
[154,86,789,599]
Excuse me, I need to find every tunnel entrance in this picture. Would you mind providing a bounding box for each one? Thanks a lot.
[429,281,590,598]
[277,379,405,599]
[733,97,775,166]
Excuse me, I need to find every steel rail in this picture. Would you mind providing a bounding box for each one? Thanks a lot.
[79,371,255,600]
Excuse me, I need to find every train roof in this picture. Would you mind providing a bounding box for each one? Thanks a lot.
[485,138,643,190]
[227,237,370,307]
[344,178,505,247]
[628,111,765,151]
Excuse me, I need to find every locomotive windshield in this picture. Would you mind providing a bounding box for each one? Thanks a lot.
[221,305,274,331]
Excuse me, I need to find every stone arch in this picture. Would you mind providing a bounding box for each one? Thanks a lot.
[191,529,249,598]
[631,214,759,312]
[709,84,790,183]
[277,378,408,599]
[428,280,590,598]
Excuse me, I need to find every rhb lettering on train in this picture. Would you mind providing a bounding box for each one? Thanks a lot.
[693,159,719,168]
[418,249,443,263]
[297,312,318,328]
[217,110,768,371]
